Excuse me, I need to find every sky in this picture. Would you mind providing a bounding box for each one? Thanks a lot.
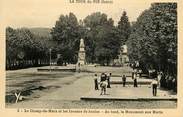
[1,0,154,28]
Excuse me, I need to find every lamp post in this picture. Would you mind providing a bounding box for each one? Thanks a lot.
[49,48,52,72]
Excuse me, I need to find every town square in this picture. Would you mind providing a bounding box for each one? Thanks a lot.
[5,1,177,109]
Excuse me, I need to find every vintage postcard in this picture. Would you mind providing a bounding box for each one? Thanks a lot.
[0,0,183,117]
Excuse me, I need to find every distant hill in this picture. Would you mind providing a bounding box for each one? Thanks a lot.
[29,27,52,37]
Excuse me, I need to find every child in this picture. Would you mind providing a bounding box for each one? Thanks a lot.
[100,73,107,95]
[100,80,107,95]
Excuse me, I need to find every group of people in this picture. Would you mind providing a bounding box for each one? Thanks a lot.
[94,71,140,95]
[121,73,138,87]
[94,73,111,95]
[158,72,177,92]
[150,71,175,96]
[150,71,177,96]
[93,69,176,97]
[132,69,160,96]
[93,70,141,95]
[122,70,164,96]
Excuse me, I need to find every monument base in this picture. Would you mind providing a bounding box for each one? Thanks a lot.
[76,63,86,72]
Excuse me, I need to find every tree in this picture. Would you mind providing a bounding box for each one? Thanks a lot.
[95,26,120,65]
[6,27,18,69]
[6,27,52,69]
[127,3,177,76]
[117,11,131,44]
[51,12,80,64]
[84,12,120,65]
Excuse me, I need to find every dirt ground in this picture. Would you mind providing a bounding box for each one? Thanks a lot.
[5,66,177,109]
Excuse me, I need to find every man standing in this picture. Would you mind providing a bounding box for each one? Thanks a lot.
[107,73,111,88]
[94,74,99,90]
[122,75,126,87]
[134,73,138,87]
[139,69,142,78]
[157,72,162,88]
[151,78,158,96]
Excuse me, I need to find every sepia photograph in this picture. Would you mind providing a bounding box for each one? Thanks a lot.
[3,0,179,112]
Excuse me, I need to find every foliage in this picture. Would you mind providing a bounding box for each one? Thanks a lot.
[51,13,80,64]
[127,3,177,76]
[117,11,131,44]
[84,12,120,65]
[51,12,121,65]
[6,27,51,69]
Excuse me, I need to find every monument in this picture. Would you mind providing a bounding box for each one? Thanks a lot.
[113,44,129,66]
[118,45,129,65]
[77,38,86,66]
